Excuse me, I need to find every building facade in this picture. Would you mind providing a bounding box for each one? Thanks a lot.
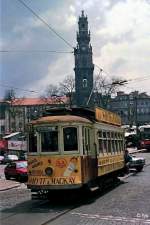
[0,101,9,137]
[74,11,94,107]
[0,97,67,135]
[109,91,150,125]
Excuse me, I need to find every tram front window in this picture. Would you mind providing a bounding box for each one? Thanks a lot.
[29,132,37,152]
[63,127,78,151]
[41,131,58,152]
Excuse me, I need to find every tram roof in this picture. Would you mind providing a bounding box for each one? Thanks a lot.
[29,107,121,126]
[42,107,121,126]
[30,115,92,125]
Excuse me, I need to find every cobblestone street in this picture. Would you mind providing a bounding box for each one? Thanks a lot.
[0,185,31,211]
[1,152,150,225]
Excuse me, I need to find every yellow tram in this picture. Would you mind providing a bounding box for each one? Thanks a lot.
[27,107,125,193]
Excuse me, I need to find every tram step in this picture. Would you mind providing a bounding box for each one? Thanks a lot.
[90,186,99,192]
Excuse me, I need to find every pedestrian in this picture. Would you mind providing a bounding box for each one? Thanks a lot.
[124,149,132,174]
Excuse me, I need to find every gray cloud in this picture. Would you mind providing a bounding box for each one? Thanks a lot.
[1,0,150,98]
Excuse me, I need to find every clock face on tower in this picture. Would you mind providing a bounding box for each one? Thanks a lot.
[81,46,86,51]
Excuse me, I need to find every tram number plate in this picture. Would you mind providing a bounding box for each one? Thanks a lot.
[28,177,76,185]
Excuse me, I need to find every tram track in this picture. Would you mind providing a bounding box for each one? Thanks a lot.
[2,165,150,225]
[1,188,91,225]
[1,198,50,220]
[40,207,76,225]
[34,180,125,225]
[36,166,150,225]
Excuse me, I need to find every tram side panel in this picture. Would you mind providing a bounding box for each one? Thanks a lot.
[98,155,125,176]
[94,123,125,177]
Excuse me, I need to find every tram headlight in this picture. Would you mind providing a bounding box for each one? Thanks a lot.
[45,167,53,176]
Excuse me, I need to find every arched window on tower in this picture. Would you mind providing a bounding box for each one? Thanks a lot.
[83,78,88,88]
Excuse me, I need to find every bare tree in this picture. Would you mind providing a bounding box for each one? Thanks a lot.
[45,84,59,97]
[40,84,62,107]
[94,74,127,109]
[59,75,75,107]
[4,89,16,101]
[43,75,75,107]
[43,73,126,110]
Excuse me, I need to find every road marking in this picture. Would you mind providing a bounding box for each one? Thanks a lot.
[71,212,150,224]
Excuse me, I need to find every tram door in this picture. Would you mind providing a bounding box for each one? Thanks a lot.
[82,127,98,182]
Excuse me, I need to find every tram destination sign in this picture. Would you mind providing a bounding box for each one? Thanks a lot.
[95,107,121,126]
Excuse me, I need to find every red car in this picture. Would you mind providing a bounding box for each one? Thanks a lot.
[4,160,28,182]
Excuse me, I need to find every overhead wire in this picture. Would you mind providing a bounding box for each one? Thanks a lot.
[94,64,150,83]
[7,1,150,86]
[0,83,39,94]
[127,75,150,83]
[0,50,73,54]
[16,0,73,49]
[1,73,149,95]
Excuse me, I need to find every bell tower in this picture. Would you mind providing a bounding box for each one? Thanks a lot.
[74,11,94,107]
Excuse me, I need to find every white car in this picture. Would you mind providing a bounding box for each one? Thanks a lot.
[0,156,4,164]
[2,154,18,164]
[129,155,145,172]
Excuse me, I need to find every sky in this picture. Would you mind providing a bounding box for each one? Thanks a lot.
[1,0,150,98]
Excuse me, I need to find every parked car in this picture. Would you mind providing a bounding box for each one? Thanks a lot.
[0,155,4,164]
[4,160,28,181]
[19,152,27,160]
[129,155,145,172]
[1,154,18,164]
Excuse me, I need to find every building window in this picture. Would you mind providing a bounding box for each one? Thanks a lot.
[19,122,22,128]
[11,122,15,129]
[83,79,87,88]
[1,125,5,133]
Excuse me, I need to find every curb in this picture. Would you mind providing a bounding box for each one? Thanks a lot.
[0,184,21,191]
[119,172,134,181]
[0,179,21,192]
[120,163,150,181]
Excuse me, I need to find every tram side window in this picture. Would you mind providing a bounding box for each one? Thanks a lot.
[121,133,125,151]
[82,127,91,154]
[41,131,58,152]
[86,128,90,151]
[115,133,118,152]
[63,127,78,151]
[82,127,85,153]
[98,131,103,154]
[111,132,116,154]
[29,132,37,152]
[107,132,112,153]
[118,133,122,152]
[85,128,91,152]
[103,131,108,154]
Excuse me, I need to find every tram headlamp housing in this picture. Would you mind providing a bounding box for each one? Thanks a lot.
[45,167,53,176]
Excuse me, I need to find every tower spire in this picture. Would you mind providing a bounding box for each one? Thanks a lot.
[74,12,94,107]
